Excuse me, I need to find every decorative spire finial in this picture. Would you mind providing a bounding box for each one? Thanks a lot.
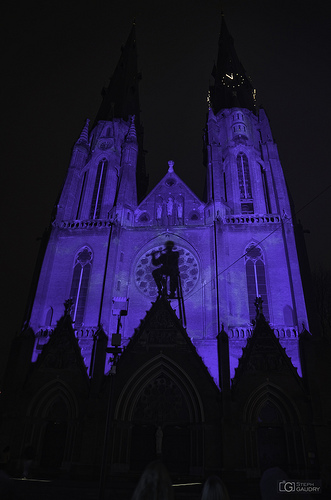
[207,90,212,109]
[254,296,263,318]
[77,119,90,145]
[168,160,174,173]
[126,115,137,142]
[64,298,74,317]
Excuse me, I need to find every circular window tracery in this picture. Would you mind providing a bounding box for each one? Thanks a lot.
[133,375,188,423]
[135,244,199,298]
[165,178,176,187]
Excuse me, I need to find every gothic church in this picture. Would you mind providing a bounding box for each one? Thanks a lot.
[2,17,328,486]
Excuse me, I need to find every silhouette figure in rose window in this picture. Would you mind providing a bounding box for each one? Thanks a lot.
[152,241,179,298]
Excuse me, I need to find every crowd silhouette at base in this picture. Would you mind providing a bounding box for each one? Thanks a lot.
[0,445,317,499]
[130,460,314,500]
[130,461,230,500]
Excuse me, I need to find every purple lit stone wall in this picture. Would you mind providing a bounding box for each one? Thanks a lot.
[29,106,308,383]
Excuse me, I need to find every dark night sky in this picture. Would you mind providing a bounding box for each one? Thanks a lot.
[2,0,331,373]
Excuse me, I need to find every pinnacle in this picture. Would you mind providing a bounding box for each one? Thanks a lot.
[126,115,137,142]
[76,119,90,145]
[167,160,174,173]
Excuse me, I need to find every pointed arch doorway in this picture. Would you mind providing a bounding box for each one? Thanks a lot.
[27,381,79,473]
[40,397,68,468]
[244,385,306,476]
[130,372,191,473]
[114,355,204,475]
[256,401,288,472]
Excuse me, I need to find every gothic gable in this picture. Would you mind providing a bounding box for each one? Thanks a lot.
[134,164,205,227]
[124,298,201,353]
[115,297,219,400]
[110,297,222,473]
[232,313,303,390]
[32,309,90,385]
[132,298,189,348]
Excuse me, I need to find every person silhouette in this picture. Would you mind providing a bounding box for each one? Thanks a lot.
[151,241,179,298]
[131,461,174,500]
[201,476,230,500]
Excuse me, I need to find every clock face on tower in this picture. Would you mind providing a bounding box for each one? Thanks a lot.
[221,72,245,89]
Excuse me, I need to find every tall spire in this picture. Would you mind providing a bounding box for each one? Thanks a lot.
[94,24,141,124]
[94,23,148,201]
[209,14,256,114]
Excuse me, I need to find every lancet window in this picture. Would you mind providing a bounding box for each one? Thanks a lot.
[76,171,87,219]
[237,152,252,199]
[261,165,271,214]
[69,247,93,325]
[45,307,53,327]
[90,159,108,219]
[245,244,269,320]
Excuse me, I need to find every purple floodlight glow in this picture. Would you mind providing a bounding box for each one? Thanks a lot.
[27,86,307,387]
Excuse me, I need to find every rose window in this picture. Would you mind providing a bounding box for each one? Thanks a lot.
[135,244,199,298]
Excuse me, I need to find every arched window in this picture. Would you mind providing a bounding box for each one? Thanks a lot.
[90,159,108,219]
[76,171,87,219]
[245,244,269,320]
[45,307,53,326]
[237,152,252,199]
[260,165,271,213]
[138,212,150,222]
[69,247,93,325]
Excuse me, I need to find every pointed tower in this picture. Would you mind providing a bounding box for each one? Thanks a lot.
[94,23,148,201]
[204,16,309,378]
[209,15,256,114]
[115,115,139,218]
[94,24,140,124]
[26,28,147,372]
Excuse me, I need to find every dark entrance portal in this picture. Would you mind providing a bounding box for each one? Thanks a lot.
[163,424,190,473]
[130,373,191,473]
[41,421,68,468]
[40,397,68,469]
[257,402,288,472]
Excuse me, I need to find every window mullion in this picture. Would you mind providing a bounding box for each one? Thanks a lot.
[73,265,84,321]
[241,155,247,198]
[93,161,104,219]
[253,261,259,297]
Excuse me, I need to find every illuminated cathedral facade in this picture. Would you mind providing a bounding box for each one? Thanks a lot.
[3,18,327,486]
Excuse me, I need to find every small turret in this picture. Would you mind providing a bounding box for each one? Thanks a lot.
[76,118,90,147]
[71,118,90,166]
[115,116,138,221]
[207,107,218,144]
[125,114,138,143]
[56,120,91,220]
